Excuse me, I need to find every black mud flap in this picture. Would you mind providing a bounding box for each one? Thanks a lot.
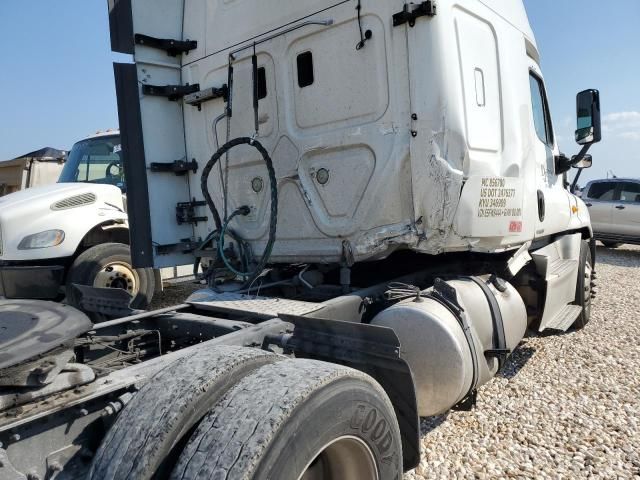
[267,314,420,472]
[72,284,139,319]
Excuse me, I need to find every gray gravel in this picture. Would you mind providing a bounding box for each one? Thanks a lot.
[149,246,640,479]
[148,280,201,310]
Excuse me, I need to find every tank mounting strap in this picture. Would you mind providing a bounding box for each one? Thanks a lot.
[469,276,510,370]
[427,278,479,411]
[134,33,197,56]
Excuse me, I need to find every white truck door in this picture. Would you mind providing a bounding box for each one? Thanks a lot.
[611,181,640,237]
[527,67,572,237]
[110,0,196,269]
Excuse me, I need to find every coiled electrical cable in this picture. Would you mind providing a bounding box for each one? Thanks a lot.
[200,137,278,287]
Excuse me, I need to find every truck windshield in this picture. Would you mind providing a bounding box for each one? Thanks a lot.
[58,135,125,191]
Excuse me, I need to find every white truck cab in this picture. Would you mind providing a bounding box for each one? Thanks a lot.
[112,0,600,330]
[0,131,156,308]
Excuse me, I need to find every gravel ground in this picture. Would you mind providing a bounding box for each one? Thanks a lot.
[150,245,640,479]
[149,279,201,310]
[404,244,640,480]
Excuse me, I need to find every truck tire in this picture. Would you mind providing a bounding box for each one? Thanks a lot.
[171,359,403,480]
[572,240,593,330]
[65,242,155,310]
[89,346,281,480]
[601,241,621,248]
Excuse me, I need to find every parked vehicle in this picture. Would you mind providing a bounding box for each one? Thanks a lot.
[0,147,66,197]
[0,0,601,477]
[582,178,640,248]
[0,131,158,309]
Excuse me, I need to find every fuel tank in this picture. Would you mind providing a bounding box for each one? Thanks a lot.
[371,276,527,416]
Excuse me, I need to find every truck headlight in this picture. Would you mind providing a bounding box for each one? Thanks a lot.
[18,230,65,250]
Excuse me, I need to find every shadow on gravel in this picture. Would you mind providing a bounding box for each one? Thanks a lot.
[420,413,449,436]
[595,245,640,267]
[497,345,536,379]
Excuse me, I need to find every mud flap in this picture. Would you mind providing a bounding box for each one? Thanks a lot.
[72,284,138,318]
[268,314,420,471]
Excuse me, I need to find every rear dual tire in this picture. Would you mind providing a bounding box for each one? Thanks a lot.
[90,349,403,480]
[172,359,403,480]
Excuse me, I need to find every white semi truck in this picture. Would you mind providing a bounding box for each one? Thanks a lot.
[0,0,600,478]
[0,131,157,310]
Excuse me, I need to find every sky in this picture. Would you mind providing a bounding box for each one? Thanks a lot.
[0,0,639,185]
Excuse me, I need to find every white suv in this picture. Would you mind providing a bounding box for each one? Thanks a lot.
[583,178,640,247]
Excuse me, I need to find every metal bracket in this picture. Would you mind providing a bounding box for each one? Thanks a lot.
[393,1,437,27]
[150,159,198,176]
[452,389,477,411]
[155,239,201,255]
[176,200,208,225]
[135,33,197,56]
[141,83,199,101]
[184,85,229,111]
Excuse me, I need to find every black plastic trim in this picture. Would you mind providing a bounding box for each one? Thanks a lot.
[594,233,640,245]
[113,62,154,268]
[108,0,134,54]
[0,265,64,299]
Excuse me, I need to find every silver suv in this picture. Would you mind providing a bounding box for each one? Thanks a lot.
[583,178,640,247]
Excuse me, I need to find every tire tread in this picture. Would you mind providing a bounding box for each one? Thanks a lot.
[172,359,394,480]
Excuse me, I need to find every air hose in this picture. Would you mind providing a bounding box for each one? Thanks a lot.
[200,137,278,287]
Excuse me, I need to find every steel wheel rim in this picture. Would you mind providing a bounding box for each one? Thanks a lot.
[93,261,139,297]
[298,435,379,480]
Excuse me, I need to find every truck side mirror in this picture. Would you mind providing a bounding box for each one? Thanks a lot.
[575,89,601,145]
[571,154,592,169]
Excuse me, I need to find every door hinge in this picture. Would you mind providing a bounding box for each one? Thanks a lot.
[150,159,198,176]
[176,199,208,225]
[393,1,437,27]
[142,83,200,101]
[135,33,197,56]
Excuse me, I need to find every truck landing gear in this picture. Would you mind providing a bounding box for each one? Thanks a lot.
[65,242,155,311]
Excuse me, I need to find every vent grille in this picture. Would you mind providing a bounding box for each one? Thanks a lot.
[51,192,97,211]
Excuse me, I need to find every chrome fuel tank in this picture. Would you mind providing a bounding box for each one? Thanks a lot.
[371,276,527,416]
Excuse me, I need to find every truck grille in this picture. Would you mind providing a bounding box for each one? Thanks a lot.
[51,193,97,211]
